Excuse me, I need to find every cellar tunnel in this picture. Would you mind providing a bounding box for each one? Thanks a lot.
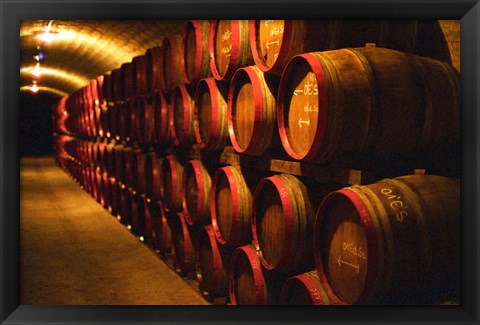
[18,19,462,307]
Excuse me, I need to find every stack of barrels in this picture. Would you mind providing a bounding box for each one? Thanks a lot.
[52,19,460,305]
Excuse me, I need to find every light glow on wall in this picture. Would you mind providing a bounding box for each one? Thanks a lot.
[20,66,88,89]
[20,85,69,97]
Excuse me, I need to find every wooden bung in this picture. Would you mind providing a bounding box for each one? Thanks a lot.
[314,175,460,304]
[182,20,212,84]
[277,47,459,170]
[193,77,230,151]
[209,20,254,81]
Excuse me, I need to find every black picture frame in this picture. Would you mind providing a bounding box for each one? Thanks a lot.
[1,0,479,324]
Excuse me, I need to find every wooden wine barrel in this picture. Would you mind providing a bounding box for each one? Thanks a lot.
[102,72,112,103]
[209,20,254,81]
[279,270,340,305]
[110,68,122,103]
[94,168,103,203]
[153,90,171,145]
[150,200,172,256]
[145,46,162,97]
[93,101,102,138]
[210,166,254,246]
[161,154,184,212]
[118,99,132,141]
[108,177,119,217]
[228,65,279,156]
[160,34,184,93]
[195,225,230,299]
[277,47,460,169]
[170,212,196,276]
[145,151,162,201]
[108,102,120,140]
[377,20,451,63]
[100,102,110,139]
[182,159,212,226]
[123,147,136,191]
[114,144,126,185]
[249,20,452,76]
[117,185,130,225]
[314,175,460,304]
[132,54,148,99]
[136,96,155,144]
[170,84,195,147]
[229,244,286,305]
[120,62,134,101]
[134,150,148,195]
[138,194,153,242]
[129,98,141,142]
[104,142,115,177]
[129,193,143,236]
[193,78,230,151]
[182,20,212,84]
[252,173,315,273]
[82,167,92,195]
[89,78,100,105]
[94,141,106,171]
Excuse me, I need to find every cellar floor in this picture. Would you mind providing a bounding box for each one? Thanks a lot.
[19,156,209,305]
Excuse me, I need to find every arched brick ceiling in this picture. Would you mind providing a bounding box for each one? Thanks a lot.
[20,20,186,96]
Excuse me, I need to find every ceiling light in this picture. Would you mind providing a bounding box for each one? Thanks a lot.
[37,20,56,43]
[30,81,39,94]
[30,62,43,78]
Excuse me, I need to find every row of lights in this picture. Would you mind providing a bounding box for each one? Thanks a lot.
[29,20,56,94]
